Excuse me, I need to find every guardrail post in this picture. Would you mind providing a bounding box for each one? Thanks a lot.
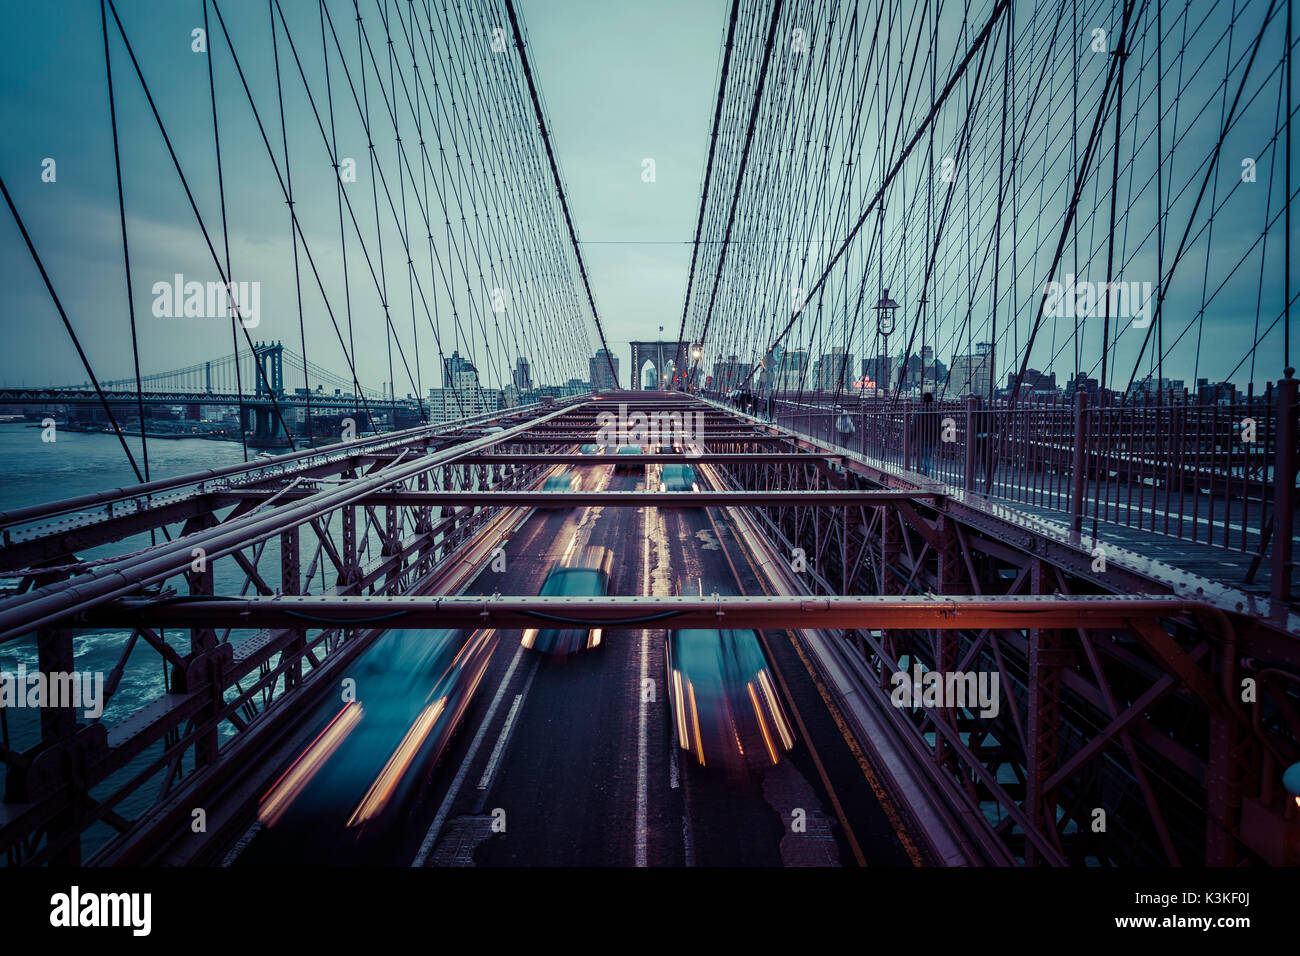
[1271,370,1297,603]
[1070,388,1088,534]
[902,406,911,471]
[963,395,978,492]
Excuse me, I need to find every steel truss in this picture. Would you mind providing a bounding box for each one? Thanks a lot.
[0,396,1295,867]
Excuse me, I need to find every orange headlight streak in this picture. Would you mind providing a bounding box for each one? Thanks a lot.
[747,681,779,765]
[687,680,706,767]
[258,701,364,827]
[755,669,795,750]
[671,669,690,748]
[347,697,447,829]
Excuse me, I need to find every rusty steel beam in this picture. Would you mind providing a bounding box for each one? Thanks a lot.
[0,406,576,642]
[220,489,942,507]
[81,593,1219,631]
[496,433,787,442]
[0,402,567,532]
[452,453,829,464]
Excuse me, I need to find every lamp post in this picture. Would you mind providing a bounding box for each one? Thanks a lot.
[874,289,899,398]
[657,325,665,391]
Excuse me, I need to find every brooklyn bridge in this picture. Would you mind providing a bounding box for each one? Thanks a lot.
[0,0,1295,891]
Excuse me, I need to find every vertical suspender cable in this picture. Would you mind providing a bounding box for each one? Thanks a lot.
[503,0,616,387]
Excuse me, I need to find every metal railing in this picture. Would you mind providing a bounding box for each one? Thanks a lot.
[755,382,1299,598]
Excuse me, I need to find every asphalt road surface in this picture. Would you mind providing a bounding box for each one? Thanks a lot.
[230,458,920,867]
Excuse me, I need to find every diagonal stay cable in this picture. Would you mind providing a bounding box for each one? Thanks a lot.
[673,0,743,387]
[502,0,615,387]
[735,0,1012,393]
[687,0,785,385]
[0,173,144,484]
[104,0,297,450]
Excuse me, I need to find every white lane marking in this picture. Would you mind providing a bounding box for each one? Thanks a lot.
[475,656,540,801]
[635,513,651,867]
[681,756,696,867]
[478,695,523,791]
[220,821,262,867]
[412,642,526,867]
[669,743,680,790]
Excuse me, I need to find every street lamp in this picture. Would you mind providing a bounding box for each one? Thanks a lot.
[874,289,899,395]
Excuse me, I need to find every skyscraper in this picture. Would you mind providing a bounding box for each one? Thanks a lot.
[513,357,533,392]
[443,350,478,390]
[816,347,854,391]
[590,349,620,389]
[950,343,994,396]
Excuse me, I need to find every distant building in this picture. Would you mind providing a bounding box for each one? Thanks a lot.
[862,354,904,392]
[1065,373,1099,399]
[1196,379,1237,404]
[899,349,946,392]
[774,349,809,391]
[712,354,753,393]
[1127,377,1186,402]
[443,350,479,390]
[513,357,533,392]
[815,348,854,391]
[1006,367,1057,396]
[950,343,994,396]
[590,350,619,389]
[427,384,499,422]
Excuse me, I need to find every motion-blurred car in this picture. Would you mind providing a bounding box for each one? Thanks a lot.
[658,462,699,493]
[256,628,494,843]
[612,444,644,472]
[542,471,577,492]
[522,546,613,654]
[666,623,795,770]
[539,471,577,508]
[578,443,604,455]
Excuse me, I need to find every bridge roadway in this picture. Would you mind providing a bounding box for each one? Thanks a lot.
[223,459,918,867]
[5,393,1291,866]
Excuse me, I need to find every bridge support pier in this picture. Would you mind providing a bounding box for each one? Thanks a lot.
[183,514,222,769]
[35,626,82,865]
[281,528,303,688]
[1025,561,1064,866]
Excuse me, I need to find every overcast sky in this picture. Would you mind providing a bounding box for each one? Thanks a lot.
[0,0,1293,394]
[0,0,726,392]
